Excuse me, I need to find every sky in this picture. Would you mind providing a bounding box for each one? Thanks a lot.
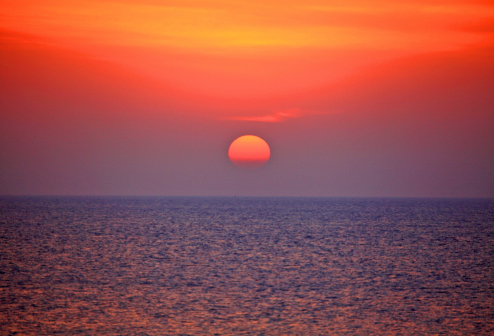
[0,0,493,197]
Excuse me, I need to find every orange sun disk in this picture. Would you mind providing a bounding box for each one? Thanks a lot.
[228,135,270,168]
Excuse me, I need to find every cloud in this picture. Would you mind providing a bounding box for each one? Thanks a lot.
[224,108,302,122]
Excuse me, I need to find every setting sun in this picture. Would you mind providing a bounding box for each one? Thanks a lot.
[228,135,271,168]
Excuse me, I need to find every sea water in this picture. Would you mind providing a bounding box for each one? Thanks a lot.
[0,197,493,335]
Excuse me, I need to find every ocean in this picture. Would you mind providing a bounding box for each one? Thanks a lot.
[1,197,493,335]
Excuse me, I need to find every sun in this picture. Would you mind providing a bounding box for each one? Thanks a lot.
[228,135,270,168]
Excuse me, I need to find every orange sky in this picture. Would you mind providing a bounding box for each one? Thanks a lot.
[1,0,493,196]
[1,0,493,104]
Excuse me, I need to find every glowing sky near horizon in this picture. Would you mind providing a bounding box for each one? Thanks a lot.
[0,0,493,197]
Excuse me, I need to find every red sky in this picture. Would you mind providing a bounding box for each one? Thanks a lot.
[1,0,493,196]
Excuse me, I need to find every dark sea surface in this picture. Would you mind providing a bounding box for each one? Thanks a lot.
[0,197,493,335]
